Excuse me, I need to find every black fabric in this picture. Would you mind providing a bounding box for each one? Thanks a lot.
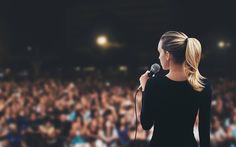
[140,75,212,147]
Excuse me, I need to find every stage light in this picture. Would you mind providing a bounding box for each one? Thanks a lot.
[96,35,108,46]
[119,65,128,72]
[218,40,231,49]
[218,41,225,48]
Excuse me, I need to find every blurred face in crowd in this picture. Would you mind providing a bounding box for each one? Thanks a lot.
[105,120,113,129]
[90,119,98,131]
[120,116,126,125]
[60,114,68,122]
[30,113,36,121]
[216,97,223,113]
[232,108,236,123]
[9,123,17,132]
[212,117,221,130]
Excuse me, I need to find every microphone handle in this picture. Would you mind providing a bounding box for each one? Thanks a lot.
[148,71,154,77]
[137,85,142,91]
[138,71,154,91]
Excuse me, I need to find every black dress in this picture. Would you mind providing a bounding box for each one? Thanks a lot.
[140,75,212,147]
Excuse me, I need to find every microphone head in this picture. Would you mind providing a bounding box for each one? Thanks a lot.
[148,63,160,77]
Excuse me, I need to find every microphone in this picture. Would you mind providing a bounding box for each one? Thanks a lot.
[138,63,160,91]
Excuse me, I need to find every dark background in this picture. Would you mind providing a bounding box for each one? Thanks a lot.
[0,0,235,77]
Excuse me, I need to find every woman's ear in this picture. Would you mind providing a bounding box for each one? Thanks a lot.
[165,51,170,61]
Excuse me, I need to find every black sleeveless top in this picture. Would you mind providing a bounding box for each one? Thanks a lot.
[140,75,212,147]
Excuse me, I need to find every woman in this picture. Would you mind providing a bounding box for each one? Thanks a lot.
[139,31,212,147]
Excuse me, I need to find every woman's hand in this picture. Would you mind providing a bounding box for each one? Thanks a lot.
[139,70,150,91]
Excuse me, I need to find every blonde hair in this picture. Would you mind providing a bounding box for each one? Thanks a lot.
[160,31,206,92]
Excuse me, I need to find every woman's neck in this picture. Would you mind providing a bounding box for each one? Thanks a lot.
[166,63,187,81]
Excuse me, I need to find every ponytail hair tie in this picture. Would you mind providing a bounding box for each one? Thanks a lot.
[185,37,189,44]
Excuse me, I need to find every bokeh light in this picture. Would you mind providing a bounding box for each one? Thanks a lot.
[96,35,108,46]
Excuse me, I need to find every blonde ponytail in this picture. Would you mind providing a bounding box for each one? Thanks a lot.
[184,38,206,92]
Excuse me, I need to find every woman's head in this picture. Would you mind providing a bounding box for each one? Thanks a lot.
[158,31,187,69]
[158,31,206,92]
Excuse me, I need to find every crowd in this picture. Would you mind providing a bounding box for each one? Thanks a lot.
[0,72,235,147]
[210,78,236,147]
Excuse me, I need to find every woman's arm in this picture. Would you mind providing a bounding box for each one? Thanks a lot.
[140,78,154,130]
[198,81,212,147]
